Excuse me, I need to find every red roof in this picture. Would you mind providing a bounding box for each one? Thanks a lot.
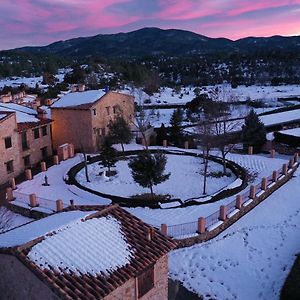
[13,205,176,299]
[17,118,52,132]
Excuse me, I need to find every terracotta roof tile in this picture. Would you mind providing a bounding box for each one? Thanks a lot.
[15,205,176,299]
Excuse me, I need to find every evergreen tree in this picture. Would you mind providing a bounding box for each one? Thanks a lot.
[242,109,267,152]
[169,108,183,146]
[99,137,117,175]
[107,116,132,152]
[128,151,170,199]
[156,123,168,146]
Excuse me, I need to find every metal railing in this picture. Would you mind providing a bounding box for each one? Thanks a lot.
[164,158,297,238]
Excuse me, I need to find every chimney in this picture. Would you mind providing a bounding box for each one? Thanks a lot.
[78,84,85,92]
[37,107,47,119]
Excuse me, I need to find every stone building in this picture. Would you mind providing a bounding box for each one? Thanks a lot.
[0,103,53,185]
[0,205,176,299]
[51,90,135,152]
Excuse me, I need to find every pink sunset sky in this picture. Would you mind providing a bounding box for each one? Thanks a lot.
[1,0,300,50]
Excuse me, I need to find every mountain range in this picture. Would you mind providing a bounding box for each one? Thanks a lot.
[9,27,300,58]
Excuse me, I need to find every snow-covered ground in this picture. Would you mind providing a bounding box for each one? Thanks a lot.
[76,154,236,200]
[169,167,300,300]
[15,154,111,207]
[121,84,300,107]
[0,206,32,233]
[13,146,289,227]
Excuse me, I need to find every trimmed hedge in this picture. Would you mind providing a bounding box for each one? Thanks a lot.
[67,150,247,208]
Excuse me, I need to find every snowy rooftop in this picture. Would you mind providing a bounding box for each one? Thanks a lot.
[0,113,7,121]
[279,127,300,137]
[259,108,300,127]
[0,210,94,248]
[52,90,106,108]
[27,215,134,276]
[3,205,176,299]
[0,103,39,123]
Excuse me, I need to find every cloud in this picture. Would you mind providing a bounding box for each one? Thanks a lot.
[0,0,300,49]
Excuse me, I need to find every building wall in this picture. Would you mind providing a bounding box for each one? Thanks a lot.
[91,92,134,151]
[20,123,53,166]
[105,255,169,300]
[51,108,94,152]
[0,254,59,300]
[0,114,23,185]
[51,91,135,153]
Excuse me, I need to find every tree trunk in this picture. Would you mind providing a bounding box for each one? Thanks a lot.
[149,183,154,200]
[221,150,226,175]
[121,143,125,153]
[203,149,209,195]
[83,153,90,182]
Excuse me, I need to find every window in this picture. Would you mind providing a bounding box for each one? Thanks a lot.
[41,146,48,159]
[21,132,29,150]
[5,160,14,174]
[33,128,40,139]
[23,155,30,167]
[41,125,47,136]
[4,137,12,149]
[137,266,154,298]
[105,106,110,115]
[92,109,97,116]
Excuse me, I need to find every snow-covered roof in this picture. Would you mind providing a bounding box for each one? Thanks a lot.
[51,90,106,108]
[28,215,134,276]
[2,205,176,299]
[0,211,94,248]
[259,109,300,127]
[0,103,39,123]
[0,113,7,121]
[279,127,300,137]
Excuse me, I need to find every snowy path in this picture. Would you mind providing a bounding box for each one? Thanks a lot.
[169,168,300,300]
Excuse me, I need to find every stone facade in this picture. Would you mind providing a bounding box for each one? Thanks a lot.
[0,113,23,185]
[0,112,53,185]
[105,255,169,300]
[51,91,134,152]
[0,254,59,300]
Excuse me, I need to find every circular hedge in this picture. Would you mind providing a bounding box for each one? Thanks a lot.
[66,150,247,208]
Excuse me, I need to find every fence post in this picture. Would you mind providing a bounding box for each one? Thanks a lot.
[249,185,256,199]
[53,155,59,165]
[272,170,278,182]
[56,199,64,212]
[270,149,275,158]
[163,140,168,148]
[6,187,14,202]
[70,199,75,209]
[248,146,253,155]
[184,141,189,149]
[198,217,206,234]
[261,177,268,191]
[282,164,288,175]
[219,205,227,221]
[25,169,32,180]
[10,178,16,190]
[160,223,168,236]
[40,161,47,172]
[288,159,293,169]
[235,194,242,209]
[29,193,38,207]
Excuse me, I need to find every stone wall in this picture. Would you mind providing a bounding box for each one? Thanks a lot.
[51,91,134,153]
[105,255,169,300]
[0,113,23,185]
[0,254,59,300]
[51,108,94,152]
[20,123,53,166]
